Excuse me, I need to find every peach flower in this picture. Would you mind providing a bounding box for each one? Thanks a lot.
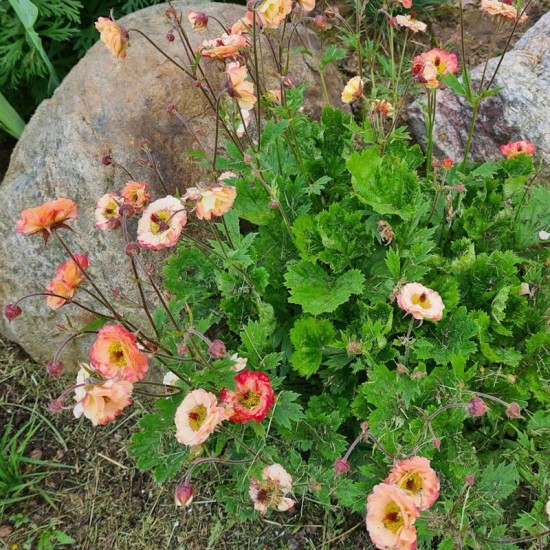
[394,15,427,33]
[230,353,248,372]
[73,366,133,426]
[249,464,295,514]
[399,0,413,7]
[95,193,122,231]
[366,483,419,550]
[90,324,149,383]
[188,10,208,32]
[174,389,223,446]
[95,16,129,59]
[237,108,251,138]
[137,195,187,250]
[46,254,89,310]
[265,89,282,104]
[397,282,445,321]
[385,456,440,511]
[500,140,536,158]
[371,99,395,117]
[341,76,364,104]
[256,0,293,28]
[231,11,254,35]
[16,198,78,238]
[413,48,458,79]
[121,181,151,210]
[298,0,316,12]
[226,62,257,110]
[481,0,527,22]
[201,34,247,60]
[185,182,237,220]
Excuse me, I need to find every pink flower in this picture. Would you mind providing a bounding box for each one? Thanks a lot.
[481,0,528,22]
[399,0,413,7]
[137,196,187,250]
[95,16,129,59]
[226,62,257,110]
[188,10,208,32]
[230,353,248,372]
[95,193,122,231]
[200,33,247,60]
[500,140,536,158]
[385,456,440,511]
[297,0,316,12]
[366,483,419,550]
[16,198,78,238]
[397,283,445,321]
[412,48,458,89]
[394,15,427,33]
[249,464,295,514]
[46,254,89,310]
[256,0,293,28]
[220,370,275,423]
[231,11,254,35]
[185,183,237,220]
[174,389,223,446]
[121,181,150,210]
[90,324,149,383]
[467,397,488,417]
[73,366,133,426]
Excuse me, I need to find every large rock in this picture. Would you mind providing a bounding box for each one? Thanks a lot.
[408,12,550,163]
[0,1,344,365]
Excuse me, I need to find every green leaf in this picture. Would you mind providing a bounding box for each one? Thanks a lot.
[260,119,289,148]
[284,261,365,315]
[273,391,305,429]
[441,73,467,97]
[290,317,335,377]
[479,461,519,501]
[385,248,400,279]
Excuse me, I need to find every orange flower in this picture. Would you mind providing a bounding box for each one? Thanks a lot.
[297,0,316,12]
[200,34,247,61]
[412,48,458,89]
[16,198,78,241]
[73,366,133,426]
[90,324,149,383]
[370,99,395,117]
[394,15,427,33]
[95,193,122,231]
[95,16,129,59]
[256,0,293,28]
[500,140,536,158]
[481,0,528,22]
[231,11,254,35]
[185,180,237,220]
[226,62,257,110]
[385,456,440,511]
[121,181,150,210]
[46,254,89,310]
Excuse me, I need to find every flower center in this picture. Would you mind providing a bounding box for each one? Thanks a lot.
[150,210,171,234]
[383,501,404,534]
[401,472,423,494]
[108,342,126,366]
[105,202,118,218]
[412,292,431,309]
[188,404,207,431]
[238,390,260,409]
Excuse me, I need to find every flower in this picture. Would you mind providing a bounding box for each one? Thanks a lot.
[366,483,420,550]
[249,464,295,514]
[208,339,227,358]
[175,483,194,507]
[220,370,275,423]
[237,108,251,137]
[16,198,78,239]
[73,366,133,426]
[399,0,413,7]
[174,389,223,446]
[397,283,445,321]
[500,140,536,158]
[412,48,458,89]
[341,76,364,104]
[46,254,89,310]
[137,196,187,250]
[480,0,528,22]
[231,11,254,35]
[95,16,129,59]
[394,14,427,33]
[95,193,122,231]
[185,183,237,220]
[298,0,316,12]
[226,62,257,110]
[230,353,248,372]
[163,371,180,387]
[370,99,395,117]
[265,89,282,104]
[200,34,247,60]
[334,458,351,475]
[467,397,488,417]
[121,181,150,210]
[188,10,208,31]
[385,456,440,511]
[256,0,293,28]
[90,324,149,383]
[505,402,522,419]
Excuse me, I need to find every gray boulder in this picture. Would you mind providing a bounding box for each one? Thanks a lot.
[0,0,344,365]
[408,12,550,163]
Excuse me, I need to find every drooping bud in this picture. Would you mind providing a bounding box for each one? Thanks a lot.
[465,473,475,486]
[46,360,64,378]
[313,15,328,30]
[102,155,113,166]
[177,343,190,355]
[4,303,22,322]
[125,242,141,257]
[208,339,227,358]
[333,457,350,475]
[166,103,177,114]
[175,483,194,507]
[324,6,339,17]
[269,199,279,209]
[455,184,466,193]
[281,75,294,88]
[166,31,175,42]
[119,203,135,218]
[49,399,64,413]
[467,397,488,417]
[505,402,522,419]
[432,438,441,450]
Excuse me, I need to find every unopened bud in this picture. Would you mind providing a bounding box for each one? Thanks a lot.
[139,138,151,149]
[333,458,350,475]
[175,483,194,507]
[243,154,254,165]
[324,6,339,17]
[49,399,64,413]
[432,438,441,450]
[178,343,190,355]
[4,303,22,321]
[125,242,141,257]
[467,397,488,417]
[360,422,369,433]
[269,199,279,209]
[313,15,328,30]
[102,155,113,166]
[166,31,175,42]
[119,203,135,218]
[112,288,121,298]
[396,363,409,375]
[346,341,362,355]
[166,103,177,114]
[208,339,227,358]
[465,473,475,486]
[46,360,64,378]
[505,402,522,419]
[455,184,466,193]
[281,75,294,88]
[432,158,441,168]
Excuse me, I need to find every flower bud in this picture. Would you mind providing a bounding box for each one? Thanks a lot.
[313,15,328,30]
[346,341,362,355]
[139,138,151,149]
[177,343,190,355]
[281,75,294,88]
[243,154,254,165]
[175,483,194,507]
[442,158,454,170]
[505,402,522,419]
[455,184,466,193]
[360,422,369,433]
[396,363,409,375]
[465,473,475,486]
[333,458,350,475]
[166,31,175,42]
[431,158,441,168]
[46,360,64,378]
[49,399,64,413]
[101,155,113,166]
[432,438,441,450]
[119,203,135,218]
[269,199,279,209]
[519,283,530,296]
[125,242,141,257]
[467,397,488,417]
[4,303,22,322]
[166,103,177,114]
[324,6,339,18]
[208,339,227,358]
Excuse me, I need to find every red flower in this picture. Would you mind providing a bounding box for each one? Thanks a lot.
[220,370,275,423]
